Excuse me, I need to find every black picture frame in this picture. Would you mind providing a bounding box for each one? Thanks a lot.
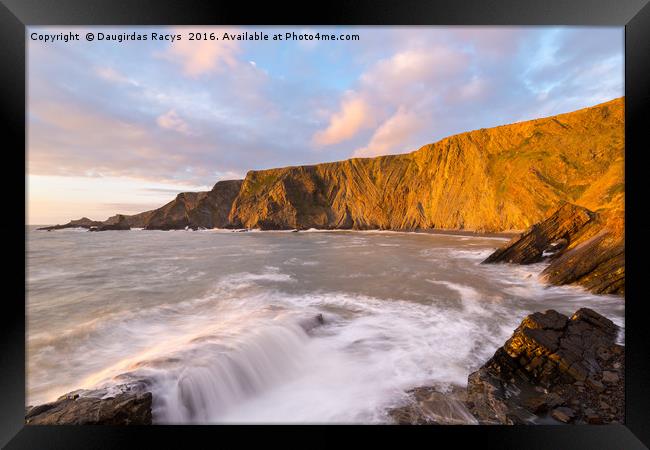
[2,0,649,448]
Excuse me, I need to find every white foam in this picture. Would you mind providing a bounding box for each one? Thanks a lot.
[27,230,624,423]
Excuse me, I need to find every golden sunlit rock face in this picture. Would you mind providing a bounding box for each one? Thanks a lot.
[229,98,624,233]
[47,98,624,295]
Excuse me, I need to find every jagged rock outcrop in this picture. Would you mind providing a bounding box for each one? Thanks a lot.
[466,308,624,425]
[229,98,624,231]
[25,383,152,425]
[541,231,624,295]
[88,214,131,231]
[386,308,623,425]
[136,180,243,230]
[39,180,243,232]
[482,203,596,264]
[482,202,624,295]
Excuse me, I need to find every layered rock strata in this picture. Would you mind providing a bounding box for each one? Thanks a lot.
[466,308,623,425]
[482,202,624,295]
[42,98,623,233]
[25,383,152,425]
[389,308,624,425]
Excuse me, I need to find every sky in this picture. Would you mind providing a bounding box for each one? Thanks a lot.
[27,26,624,224]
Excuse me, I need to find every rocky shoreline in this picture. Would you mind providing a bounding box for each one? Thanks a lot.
[29,99,624,424]
[25,382,152,425]
[389,308,624,425]
[482,202,624,295]
[25,308,622,426]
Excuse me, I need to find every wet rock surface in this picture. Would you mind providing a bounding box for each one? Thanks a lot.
[298,313,326,334]
[25,383,152,425]
[388,308,624,425]
[387,385,478,425]
[483,203,624,295]
[465,308,624,424]
[541,230,624,295]
[482,203,596,265]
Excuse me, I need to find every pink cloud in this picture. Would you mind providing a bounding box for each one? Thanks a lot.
[162,28,240,77]
[156,109,192,135]
[450,76,489,103]
[353,107,425,158]
[312,95,376,146]
[361,47,468,91]
[313,46,468,148]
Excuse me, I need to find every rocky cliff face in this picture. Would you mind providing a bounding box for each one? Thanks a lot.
[45,98,623,234]
[132,179,244,230]
[230,98,624,232]
[40,180,243,232]
[39,99,624,293]
[128,180,242,230]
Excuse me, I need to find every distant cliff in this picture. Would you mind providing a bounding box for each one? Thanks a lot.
[44,98,623,233]
[126,179,243,230]
[229,98,623,232]
[40,180,243,231]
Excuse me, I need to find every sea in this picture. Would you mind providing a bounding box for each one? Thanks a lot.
[26,226,625,424]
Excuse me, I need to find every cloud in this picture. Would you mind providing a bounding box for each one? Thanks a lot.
[161,28,240,77]
[360,47,468,92]
[312,94,375,146]
[455,76,488,101]
[353,107,425,158]
[95,66,139,86]
[312,27,622,158]
[312,46,469,149]
[156,109,192,135]
[27,26,624,192]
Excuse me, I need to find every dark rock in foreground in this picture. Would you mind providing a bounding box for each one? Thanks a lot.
[387,385,478,425]
[466,308,624,425]
[297,313,326,334]
[25,384,152,425]
[388,308,623,425]
[482,202,624,295]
